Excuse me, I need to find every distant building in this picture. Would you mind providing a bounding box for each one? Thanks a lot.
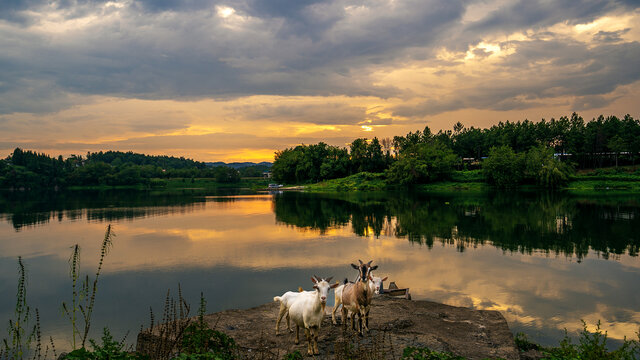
[263,171,272,179]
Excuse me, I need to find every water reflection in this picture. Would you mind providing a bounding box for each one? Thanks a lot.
[274,191,640,260]
[0,189,639,350]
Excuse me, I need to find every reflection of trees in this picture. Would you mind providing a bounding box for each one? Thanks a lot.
[272,191,640,260]
[273,193,353,234]
[0,189,243,230]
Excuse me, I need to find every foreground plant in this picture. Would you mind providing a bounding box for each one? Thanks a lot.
[1,257,37,360]
[64,328,147,360]
[542,320,640,360]
[62,225,114,350]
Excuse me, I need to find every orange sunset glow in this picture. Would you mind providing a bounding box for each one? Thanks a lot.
[1,1,639,161]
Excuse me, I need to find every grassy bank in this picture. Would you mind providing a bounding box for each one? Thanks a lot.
[302,166,640,193]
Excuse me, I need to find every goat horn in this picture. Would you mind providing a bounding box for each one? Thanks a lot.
[367,260,373,266]
[326,276,333,282]
[358,259,363,265]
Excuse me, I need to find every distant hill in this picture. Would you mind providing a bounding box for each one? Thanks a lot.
[206,162,272,169]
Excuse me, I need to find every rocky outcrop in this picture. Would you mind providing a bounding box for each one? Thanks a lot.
[137,296,520,359]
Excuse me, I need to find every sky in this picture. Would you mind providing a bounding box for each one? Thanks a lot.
[1,0,639,162]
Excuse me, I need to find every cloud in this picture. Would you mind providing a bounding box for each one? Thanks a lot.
[593,28,631,43]
[231,102,367,125]
[392,36,640,118]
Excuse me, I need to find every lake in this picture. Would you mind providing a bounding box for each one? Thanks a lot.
[1,189,639,352]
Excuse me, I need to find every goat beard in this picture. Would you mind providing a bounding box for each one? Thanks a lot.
[321,302,326,312]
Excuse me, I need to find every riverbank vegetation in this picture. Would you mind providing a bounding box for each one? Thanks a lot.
[272,113,640,190]
[0,149,271,190]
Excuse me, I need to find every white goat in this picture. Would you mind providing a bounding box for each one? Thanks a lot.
[288,276,338,355]
[273,290,305,335]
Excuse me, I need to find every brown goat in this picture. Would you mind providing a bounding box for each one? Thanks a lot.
[338,260,377,334]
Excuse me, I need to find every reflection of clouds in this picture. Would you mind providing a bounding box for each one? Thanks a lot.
[1,195,639,346]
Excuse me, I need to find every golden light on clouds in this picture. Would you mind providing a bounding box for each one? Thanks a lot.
[1,1,639,162]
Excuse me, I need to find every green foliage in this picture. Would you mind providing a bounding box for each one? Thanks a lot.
[514,332,539,352]
[306,172,387,192]
[401,346,465,360]
[281,350,303,360]
[542,321,640,360]
[2,257,37,360]
[62,225,114,349]
[450,170,484,183]
[174,293,236,360]
[482,145,524,188]
[523,145,573,188]
[63,328,148,360]
[386,141,458,185]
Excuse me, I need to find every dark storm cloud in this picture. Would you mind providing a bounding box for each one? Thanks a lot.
[593,28,631,43]
[0,0,639,116]
[393,38,640,118]
[0,0,466,114]
[465,0,636,37]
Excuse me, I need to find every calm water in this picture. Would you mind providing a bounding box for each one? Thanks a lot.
[1,189,639,351]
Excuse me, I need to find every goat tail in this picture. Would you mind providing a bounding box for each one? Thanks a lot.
[274,296,282,302]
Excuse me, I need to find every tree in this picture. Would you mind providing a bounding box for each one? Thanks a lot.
[524,145,572,188]
[482,145,524,188]
[386,141,457,184]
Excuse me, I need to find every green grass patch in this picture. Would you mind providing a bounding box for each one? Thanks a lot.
[566,180,640,193]
[417,181,487,192]
[305,172,388,192]
[450,170,485,182]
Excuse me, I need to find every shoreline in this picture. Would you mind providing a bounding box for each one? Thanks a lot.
[136,296,522,359]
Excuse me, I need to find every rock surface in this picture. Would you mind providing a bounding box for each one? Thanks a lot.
[137,296,520,359]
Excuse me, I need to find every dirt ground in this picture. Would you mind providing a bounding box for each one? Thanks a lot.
[137,295,522,359]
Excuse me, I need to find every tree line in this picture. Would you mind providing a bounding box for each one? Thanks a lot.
[0,149,242,189]
[271,113,639,187]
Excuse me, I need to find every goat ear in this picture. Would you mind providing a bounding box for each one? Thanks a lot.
[371,265,378,271]
[382,276,388,281]
[326,276,333,283]
[313,285,319,290]
[311,276,318,284]
[351,263,358,269]
[331,282,340,289]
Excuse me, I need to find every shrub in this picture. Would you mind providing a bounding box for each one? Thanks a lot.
[482,145,524,188]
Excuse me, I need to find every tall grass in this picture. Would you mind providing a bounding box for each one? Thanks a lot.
[1,256,37,360]
[62,225,114,350]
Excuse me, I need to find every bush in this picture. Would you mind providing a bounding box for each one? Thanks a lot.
[543,321,640,360]
[63,328,148,360]
[524,145,572,188]
[482,145,524,188]
[386,142,458,185]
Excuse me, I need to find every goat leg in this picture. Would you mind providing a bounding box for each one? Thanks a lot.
[305,328,313,356]
[295,325,300,345]
[313,328,319,355]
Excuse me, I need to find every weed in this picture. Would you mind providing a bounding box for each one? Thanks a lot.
[401,346,465,360]
[62,225,114,349]
[63,327,148,360]
[1,256,38,360]
[542,320,640,360]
